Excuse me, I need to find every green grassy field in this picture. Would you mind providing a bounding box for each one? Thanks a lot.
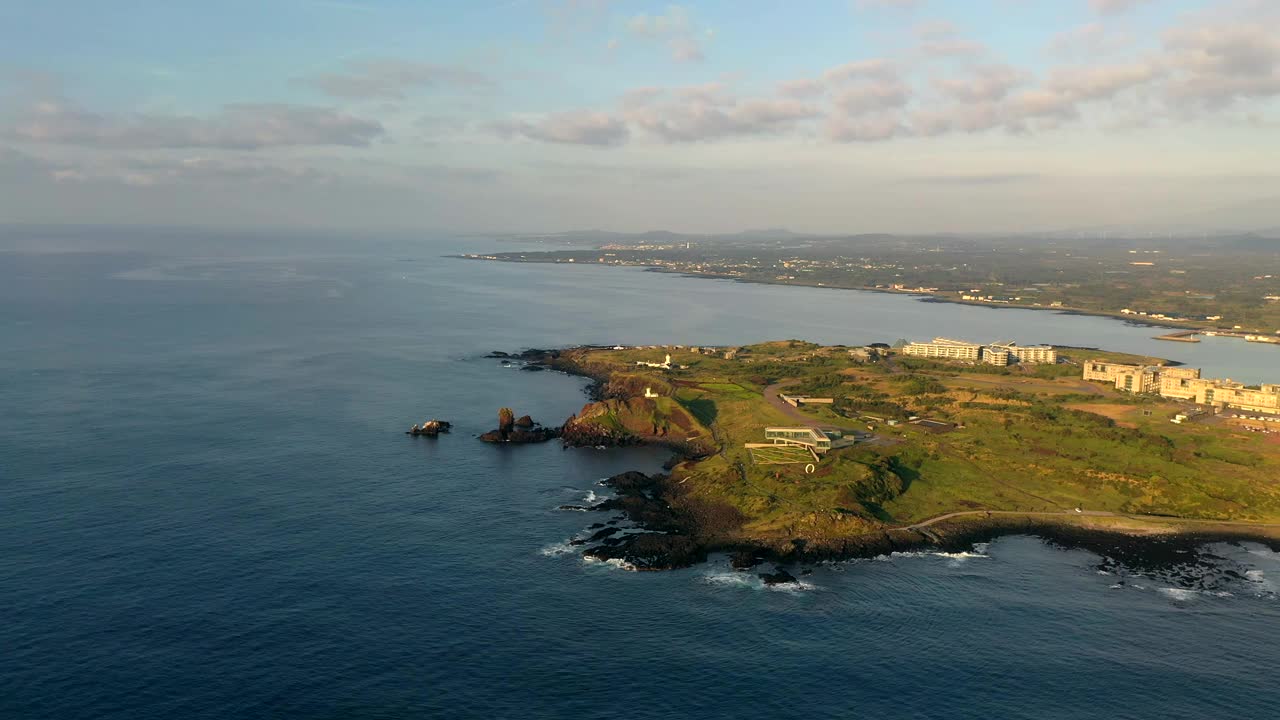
[554,342,1280,547]
[748,445,813,465]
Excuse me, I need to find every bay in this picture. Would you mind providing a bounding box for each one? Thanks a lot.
[3,232,1278,720]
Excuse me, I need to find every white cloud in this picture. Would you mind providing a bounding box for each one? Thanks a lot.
[933,64,1027,104]
[625,5,705,63]
[7,100,384,150]
[492,110,630,146]
[1162,21,1280,108]
[1089,0,1152,16]
[824,59,899,83]
[302,59,493,100]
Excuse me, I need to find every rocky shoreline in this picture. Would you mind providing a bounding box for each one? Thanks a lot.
[487,345,1280,581]
[560,470,1280,582]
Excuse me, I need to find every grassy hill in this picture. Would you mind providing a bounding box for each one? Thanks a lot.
[549,342,1280,561]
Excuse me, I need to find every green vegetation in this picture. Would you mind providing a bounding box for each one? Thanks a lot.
[472,233,1280,334]
[552,342,1280,551]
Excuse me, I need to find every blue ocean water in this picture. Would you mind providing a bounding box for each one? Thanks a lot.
[4,229,1280,720]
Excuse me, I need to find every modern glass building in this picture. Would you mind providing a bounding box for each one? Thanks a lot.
[764,427,833,453]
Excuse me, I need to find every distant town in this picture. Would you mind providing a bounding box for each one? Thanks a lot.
[460,230,1280,337]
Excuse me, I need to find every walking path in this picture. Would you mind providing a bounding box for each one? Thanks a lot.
[904,509,1280,531]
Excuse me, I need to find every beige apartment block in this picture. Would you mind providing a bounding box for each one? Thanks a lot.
[1196,383,1280,413]
[983,346,1011,366]
[991,343,1058,364]
[903,338,982,361]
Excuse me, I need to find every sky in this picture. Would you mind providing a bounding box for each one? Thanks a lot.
[1,0,1279,234]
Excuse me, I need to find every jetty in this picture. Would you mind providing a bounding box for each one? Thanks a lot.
[1153,330,1200,343]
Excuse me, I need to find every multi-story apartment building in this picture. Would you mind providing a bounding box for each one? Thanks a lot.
[902,338,982,362]
[904,338,1059,366]
[991,342,1058,364]
[1082,361,1163,393]
[1158,367,1208,400]
[1085,362,1280,414]
[982,346,1010,366]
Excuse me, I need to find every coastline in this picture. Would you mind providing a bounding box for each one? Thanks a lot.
[454,254,1250,335]
[579,468,1280,572]
[510,347,1280,575]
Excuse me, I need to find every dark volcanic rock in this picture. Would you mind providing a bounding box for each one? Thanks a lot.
[584,533,706,570]
[587,527,621,542]
[506,427,560,443]
[520,364,547,372]
[479,408,560,444]
[407,420,451,436]
[486,351,512,358]
[758,568,799,585]
[602,471,660,494]
[730,551,763,570]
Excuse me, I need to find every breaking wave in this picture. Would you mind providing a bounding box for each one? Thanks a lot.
[699,571,817,592]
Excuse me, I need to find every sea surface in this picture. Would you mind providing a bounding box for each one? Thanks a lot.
[4,228,1280,720]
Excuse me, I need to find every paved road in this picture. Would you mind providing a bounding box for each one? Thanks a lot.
[762,381,821,426]
[761,381,886,444]
[905,509,1280,531]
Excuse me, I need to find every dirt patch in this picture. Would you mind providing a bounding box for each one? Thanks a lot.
[1065,403,1141,427]
[944,374,1104,396]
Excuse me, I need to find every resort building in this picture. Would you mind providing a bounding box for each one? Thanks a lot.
[779,394,835,407]
[764,427,833,454]
[1157,368,1208,400]
[1083,362,1280,415]
[902,338,982,362]
[990,342,1058,364]
[1195,382,1280,414]
[903,338,1057,366]
[982,346,1011,366]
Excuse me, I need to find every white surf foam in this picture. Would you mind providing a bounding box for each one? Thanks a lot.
[582,556,636,571]
[699,571,817,592]
[879,550,989,562]
[701,572,758,589]
[539,542,576,557]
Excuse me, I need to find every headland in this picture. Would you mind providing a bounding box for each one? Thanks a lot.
[501,340,1280,572]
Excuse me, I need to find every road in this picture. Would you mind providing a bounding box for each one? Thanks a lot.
[762,381,889,445]
[904,509,1280,531]
[762,381,822,426]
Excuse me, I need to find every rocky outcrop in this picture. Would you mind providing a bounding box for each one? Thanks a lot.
[407,420,451,436]
[758,568,799,585]
[560,397,715,454]
[479,408,559,444]
[487,348,560,361]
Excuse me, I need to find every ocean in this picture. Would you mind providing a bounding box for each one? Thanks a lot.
[4,228,1279,720]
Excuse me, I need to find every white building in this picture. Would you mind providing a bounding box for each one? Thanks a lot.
[902,338,982,361]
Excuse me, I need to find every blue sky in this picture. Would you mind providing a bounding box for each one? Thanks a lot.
[1,0,1278,233]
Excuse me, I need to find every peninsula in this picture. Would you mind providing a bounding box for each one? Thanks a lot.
[521,340,1280,570]
[459,230,1280,338]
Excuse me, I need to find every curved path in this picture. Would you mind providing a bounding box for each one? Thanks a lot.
[762,380,825,427]
[904,509,1280,532]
